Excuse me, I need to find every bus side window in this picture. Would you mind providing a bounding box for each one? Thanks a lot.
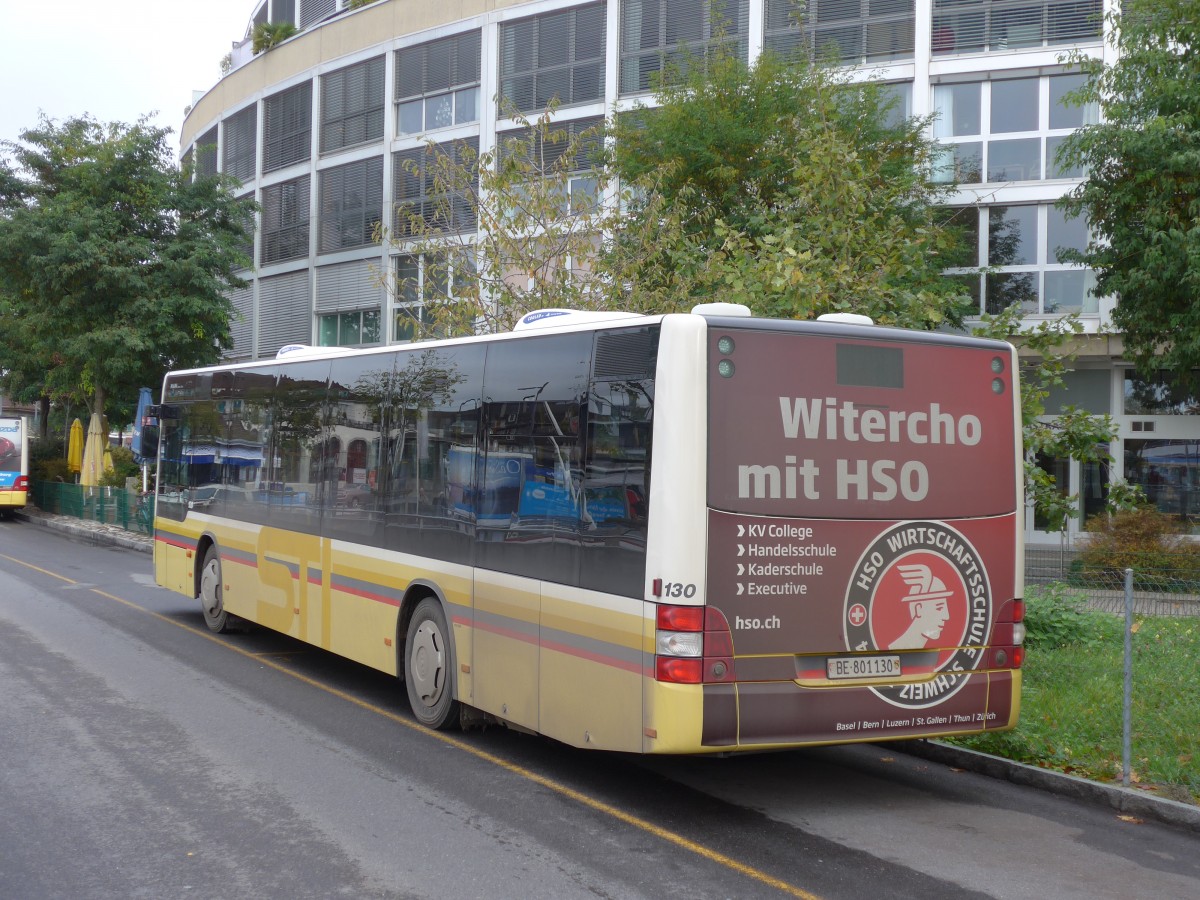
[580,327,657,598]
[384,344,485,566]
[476,333,591,585]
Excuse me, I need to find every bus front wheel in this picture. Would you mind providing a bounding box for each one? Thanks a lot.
[404,597,458,729]
[199,545,232,634]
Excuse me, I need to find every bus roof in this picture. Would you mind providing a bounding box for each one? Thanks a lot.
[164,310,1009,379]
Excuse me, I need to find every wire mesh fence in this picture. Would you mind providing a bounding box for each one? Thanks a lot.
[31,481,153,535]
[1026,544,1200,617]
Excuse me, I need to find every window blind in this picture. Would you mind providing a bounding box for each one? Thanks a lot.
[318,156,384,252]
[263,81,313,173]
[321,56,385,152]
[223,104,258,183]
[261,176,311,264]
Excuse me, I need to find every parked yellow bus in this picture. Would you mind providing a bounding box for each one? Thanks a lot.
[0,416,29,517]
[152,305,1024,753]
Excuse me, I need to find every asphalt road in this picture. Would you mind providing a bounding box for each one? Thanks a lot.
[1,517,1198,900]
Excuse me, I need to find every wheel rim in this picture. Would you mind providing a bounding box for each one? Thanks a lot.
[200,557,222,619]
[410,619,446,708]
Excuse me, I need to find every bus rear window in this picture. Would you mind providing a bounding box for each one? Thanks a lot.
[837,343,903,389]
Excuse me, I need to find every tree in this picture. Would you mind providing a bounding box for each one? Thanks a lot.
[607,49,974,328]
[382,106,687,337]
[1057,0,1200,387]
[971,305,1119,531]
[0,116,256,424]
[251,21,298,54]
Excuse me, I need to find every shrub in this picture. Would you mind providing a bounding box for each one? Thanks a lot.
[1023,582,1118,650]
[99,446,139,488]
[30,439,69,481]
[1076,506,1200,590]
[251,21,298,54]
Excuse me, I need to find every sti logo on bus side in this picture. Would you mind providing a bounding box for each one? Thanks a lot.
[737,397,983,503]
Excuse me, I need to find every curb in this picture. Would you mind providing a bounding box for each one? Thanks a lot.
[896,739,1200,833]
[12,509,153,555]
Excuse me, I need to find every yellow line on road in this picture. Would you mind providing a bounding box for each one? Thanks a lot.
[3,555,821,900]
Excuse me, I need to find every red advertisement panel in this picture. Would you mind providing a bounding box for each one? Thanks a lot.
[707,327,1017,520]
[703,323,1021,743]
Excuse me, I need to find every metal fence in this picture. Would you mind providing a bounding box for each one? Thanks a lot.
[1026,544,1200,617]
[31,481,153,534]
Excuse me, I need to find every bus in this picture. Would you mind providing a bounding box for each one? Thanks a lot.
[0,416,30,517]
[151,305,1024,753]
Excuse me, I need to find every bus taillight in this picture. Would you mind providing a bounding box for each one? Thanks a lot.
[990,597,1026,670]
[654,605,736,684]
[15,476,28,491]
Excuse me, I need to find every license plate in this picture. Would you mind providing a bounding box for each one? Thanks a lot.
[827,655,902,680]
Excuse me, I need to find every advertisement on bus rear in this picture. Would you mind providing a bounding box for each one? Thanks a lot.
[704,325,1019,745]
[1,417,25,488]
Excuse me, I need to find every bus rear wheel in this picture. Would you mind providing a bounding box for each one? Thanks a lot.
[199,545,233,633]
[404,597,458,729]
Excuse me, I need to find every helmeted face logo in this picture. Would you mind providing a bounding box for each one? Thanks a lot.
[844,521,991,709]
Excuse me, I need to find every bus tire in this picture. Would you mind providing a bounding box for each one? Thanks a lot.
[199,545,233,634]
[404,597,458,729]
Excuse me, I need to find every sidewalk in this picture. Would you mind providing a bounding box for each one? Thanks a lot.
[8,505,1199,832]
[13,504,153,554]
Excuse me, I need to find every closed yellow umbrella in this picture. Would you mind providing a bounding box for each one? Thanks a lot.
[80,413,109,487]
[67,418,84,476]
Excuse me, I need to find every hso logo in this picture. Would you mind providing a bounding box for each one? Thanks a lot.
[844,521,991,709]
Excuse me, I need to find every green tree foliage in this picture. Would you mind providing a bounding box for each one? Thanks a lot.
[606,49,974,328]
[0,116,255,421]
[251,21,298,55]
[1057,0,1200,387]
[384,107,686,337]
[971,305,1118,529]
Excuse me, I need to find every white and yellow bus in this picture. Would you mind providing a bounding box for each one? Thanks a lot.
[152,305,1025,753]
[0,416,30,517]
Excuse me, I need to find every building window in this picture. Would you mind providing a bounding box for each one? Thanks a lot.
[947,203,1095,315]
[499,3,606,115]
[880,82,914,128]
[1124,371,1200,416]
[1125,440,1200,530]
[932,73,1098,185]
[1032,452,1070,530]
[396,31,481,136]
[393,139,479,238]
[496,116,604,213]
[270,0,297,26]
[393,252,475,340]
[318,156,383,253]
[318,308,381,346]
[263,81,313,173]
[223,105,258,183]
[764,0,915,65]
[931,0,1103,56]
[261,176,311,264]
[195,127,218,179]
[321,56,386,153]
[620,0,750,95]
[300,0,336,29]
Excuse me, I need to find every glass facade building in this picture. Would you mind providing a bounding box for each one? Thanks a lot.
[185,0,1177,541]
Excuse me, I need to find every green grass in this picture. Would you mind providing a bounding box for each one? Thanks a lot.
[951,583,1200,804]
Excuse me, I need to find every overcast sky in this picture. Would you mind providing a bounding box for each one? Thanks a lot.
[1,0,253,153]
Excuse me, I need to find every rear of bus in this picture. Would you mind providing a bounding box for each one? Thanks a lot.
[645,311,1023,752]
[0,417,29,516]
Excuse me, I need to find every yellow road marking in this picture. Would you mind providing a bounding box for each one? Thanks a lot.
[3,555,821,900]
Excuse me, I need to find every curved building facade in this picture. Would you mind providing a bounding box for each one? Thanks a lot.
[183,0,1200,545]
